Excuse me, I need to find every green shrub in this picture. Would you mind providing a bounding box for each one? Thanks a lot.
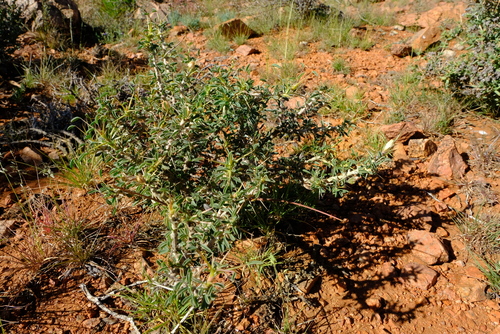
[437,0,500,113]
[0,0,24,65]
[80,21,390,331]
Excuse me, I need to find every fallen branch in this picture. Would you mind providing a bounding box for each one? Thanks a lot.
[80,283,140,334]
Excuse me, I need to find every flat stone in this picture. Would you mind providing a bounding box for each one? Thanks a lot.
[380,121,423,143]
[427,135,467,179]
[456,276,488,302]
[81,318,101,328]
[235,44,260,56]
[400,262,439,290]
[408,230,449,265]
[409,25,441,54]
[391,43,412,57]
[19,146,43,166]
[0,219,19,239]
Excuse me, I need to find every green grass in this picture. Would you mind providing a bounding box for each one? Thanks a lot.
[386,66,460,134]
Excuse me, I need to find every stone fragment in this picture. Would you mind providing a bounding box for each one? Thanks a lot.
[380,121,423,143]
[427,135,467,179]
[82,318,100,328]
[408,230,449,265]
[392,142,408,161]
[297,276,319,295]
[379,262,397,278]
[134,0,170,21]
[235,44,260,56]
[216,18,258,40]
[19,146,43,166]
[400,262,439,290]
[464,266,486,281]
[442,49,456,58]
[409,25,441,54]
[8,0,88,44]
[456,276,488,302]
[365,296,383,310]
[391,44,412,57]
[407,138,437,159]
[435,227,449,238]
[0,219,19,239]
[393,25,405,31]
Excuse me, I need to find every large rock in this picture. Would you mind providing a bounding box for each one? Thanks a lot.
[409,25,441,54]
[7,0,92,45]
[427,135,467,179]
[400,262,439,290]
[380,121,423,143]
[398,2,467,28]
[408,230,449,265]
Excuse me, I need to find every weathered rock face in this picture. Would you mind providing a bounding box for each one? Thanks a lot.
[7,0,92,45]
[408,230,450,265]
[427,135,468,179]
[380,121,424,143]
[409,25,441,54]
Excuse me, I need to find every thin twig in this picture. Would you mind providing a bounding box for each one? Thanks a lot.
[80,283,141,334]
[255,198,343,221]
[170,305,195,334]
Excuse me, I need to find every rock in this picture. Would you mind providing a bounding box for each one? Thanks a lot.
[391,44,412,57]
[456,276,488,302]
[235,44,260,56]
[81,318,100,328]
[0,219,19,239]
[427,135,468,179]
[408,230,449,265]
[464,266,486,281]
[380,121,423,143]
[7,0,88,44]
[169,25,189,38]
[393,25,405,31]
[19,147,43,166]
[409,25,441,54]
[379,262,397,278]
[400,263,439,290]
[407,138,437,159]
[392,142,408,161]
[398,2,466,28]
[442,49,456,58]
[365,296,384,310]
[435,227,449,238]
[215,18,258,40]
[135,0,170,21]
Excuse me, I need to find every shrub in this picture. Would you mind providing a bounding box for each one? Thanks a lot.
[80,21,390,330]
[437,0,500,113]
[0,0,24,66]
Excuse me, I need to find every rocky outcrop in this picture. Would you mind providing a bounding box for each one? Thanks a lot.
[7,0,94,45]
